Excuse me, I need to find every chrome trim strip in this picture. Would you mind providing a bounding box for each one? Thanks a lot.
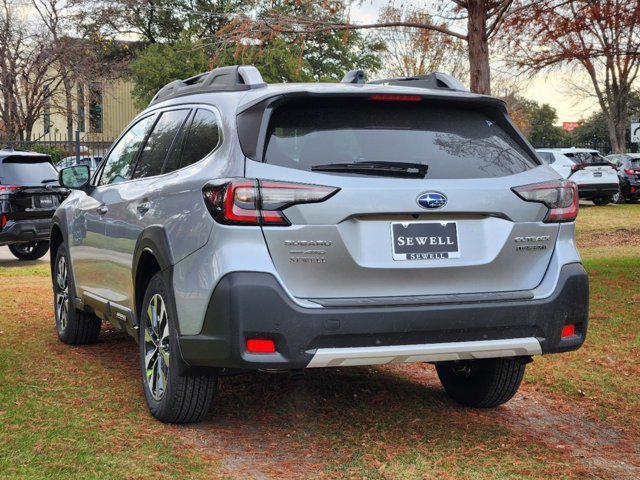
[306,290,534,308]
[306,337,542,368]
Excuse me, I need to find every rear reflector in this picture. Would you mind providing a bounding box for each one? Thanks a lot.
[370,94,422,102]
[512,179,579,223]
[561,325,576,338]
[246,339,276,353]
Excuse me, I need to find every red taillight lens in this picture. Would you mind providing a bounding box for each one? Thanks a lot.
[0,185,20,191]
[561,324,575,338]
[203,179,339,226]
[624,168,639,175]
[0,214,6,230]
[370,94,422,102]
[512,180,579,223]
[246,338,276,353]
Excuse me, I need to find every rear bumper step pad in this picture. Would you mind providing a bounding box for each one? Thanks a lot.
[306,337,542,368]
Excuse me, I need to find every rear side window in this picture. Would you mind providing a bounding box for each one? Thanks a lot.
[133,109,189,179]
[178,109,220,168]
[0,156,58,185]
[264,99,538,179]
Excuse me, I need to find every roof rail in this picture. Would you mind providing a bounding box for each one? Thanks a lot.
[369,72,468,91]
[149,65,267,106]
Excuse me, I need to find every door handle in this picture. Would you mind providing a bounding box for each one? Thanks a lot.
[137,201,151,214]
[97,205,108,215]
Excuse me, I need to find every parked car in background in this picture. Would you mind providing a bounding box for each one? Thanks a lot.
[0,149,67,260]
[52,66,589,424]
[537,148,619,205]
[56,155,103,175]
[606,153,640,203]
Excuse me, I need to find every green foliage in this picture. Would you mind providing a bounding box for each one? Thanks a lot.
[129,40,211,109]
[128,1,384,107]
[528,103,568,147]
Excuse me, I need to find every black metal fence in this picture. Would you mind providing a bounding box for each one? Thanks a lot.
[1,131,114,164]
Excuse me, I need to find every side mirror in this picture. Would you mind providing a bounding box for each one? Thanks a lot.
[59,165,91,190]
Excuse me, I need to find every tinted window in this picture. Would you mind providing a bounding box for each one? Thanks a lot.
[178,109,219,168]
[564,152,606,164]
[133,109,189,179]
[99,116,154,186]
[537,152,554,164]
[0,156,58,185]
[264,100,537,179]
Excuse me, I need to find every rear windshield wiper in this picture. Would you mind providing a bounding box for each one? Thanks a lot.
[41,179,58,184]
[311,161,428,178]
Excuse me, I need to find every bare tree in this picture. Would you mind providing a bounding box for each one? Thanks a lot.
[214,0,545,94]
[0,0,64,142]
[504,0,640,153]
[377,5,468,80]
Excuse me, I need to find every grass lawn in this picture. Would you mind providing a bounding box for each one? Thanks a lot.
[0,203,638,479]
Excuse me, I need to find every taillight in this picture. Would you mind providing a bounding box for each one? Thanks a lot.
[0,214,6,230]
[203,179,339,226]
[570,164,586,173]
[512,180,579,223]
[624,168,639,175]
[0,185,21,191]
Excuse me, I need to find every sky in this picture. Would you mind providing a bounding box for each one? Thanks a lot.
[348,0,598,124]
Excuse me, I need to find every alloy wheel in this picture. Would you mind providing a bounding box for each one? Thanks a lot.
[55,255,70,331]
[144,294,170,401]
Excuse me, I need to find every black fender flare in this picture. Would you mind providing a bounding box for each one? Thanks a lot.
[131,225,178,329]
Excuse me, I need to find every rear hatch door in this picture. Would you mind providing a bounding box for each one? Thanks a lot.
[243,96,560,302]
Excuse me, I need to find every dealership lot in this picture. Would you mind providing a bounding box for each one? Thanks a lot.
[1,203,639,479]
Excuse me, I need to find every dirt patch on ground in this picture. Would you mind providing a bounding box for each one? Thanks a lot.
[578,227,640,248]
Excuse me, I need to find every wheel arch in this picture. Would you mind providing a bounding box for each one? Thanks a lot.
[132,226,174,328]
[49,220,66,281]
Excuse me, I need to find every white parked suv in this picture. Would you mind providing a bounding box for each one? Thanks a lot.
[537,148,619,205]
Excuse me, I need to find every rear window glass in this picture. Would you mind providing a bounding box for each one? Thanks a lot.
[264,99,538,179]
[0,156,58,185]
[564,152,606,164]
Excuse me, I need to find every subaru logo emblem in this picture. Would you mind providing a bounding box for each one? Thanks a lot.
[417,192,447,209]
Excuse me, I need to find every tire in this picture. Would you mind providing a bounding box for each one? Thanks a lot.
[9,241,50,260]
[53,243,101,345]
[436,358,526,408]
[139,273,217,424]
[592,196,611,206]
[612,192,625,204]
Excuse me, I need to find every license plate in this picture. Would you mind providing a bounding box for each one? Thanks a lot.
[35,195,55,208]
[391,221,460,261]
[593,171,602,177]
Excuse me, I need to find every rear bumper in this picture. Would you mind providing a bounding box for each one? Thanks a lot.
[620,177,640,198]
[577,183,619,198]
[0,218,51,246]
[178,263,589,370]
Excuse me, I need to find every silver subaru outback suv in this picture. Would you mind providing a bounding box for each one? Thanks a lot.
[52,66,589,423]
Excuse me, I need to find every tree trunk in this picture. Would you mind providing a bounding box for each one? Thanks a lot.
[466,0,491,95]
